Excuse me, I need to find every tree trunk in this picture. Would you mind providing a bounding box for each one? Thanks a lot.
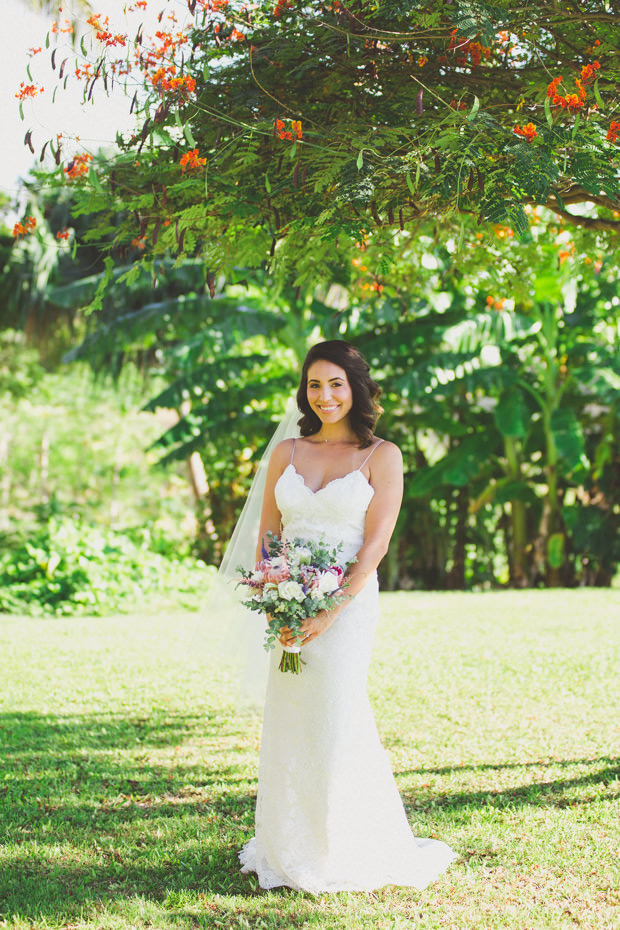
[446,485,468,589]
[503,436,529,586]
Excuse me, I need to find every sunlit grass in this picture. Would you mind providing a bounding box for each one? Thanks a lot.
[1,589,618,929]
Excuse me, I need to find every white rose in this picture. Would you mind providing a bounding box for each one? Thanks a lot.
[277,580,305,601]
[317,571,340,595]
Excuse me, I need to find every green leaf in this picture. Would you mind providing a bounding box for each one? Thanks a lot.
[467,96,480,122]
[19,102,24,122]
[357,150,364,171]
[26,63,33,82]
[204,168,208,201]
[80,35,88,57]
[544,95,553,128]
[265,173,271,193]
[547,533,565,569]
[551,408,587,473]
[184,122,196,147]
[572,112,581,139]
[89,169,104,193]
[494,389,529,439]
[593,79,604,111]
[406,170,415,195]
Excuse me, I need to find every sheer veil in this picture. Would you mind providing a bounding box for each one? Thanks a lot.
[190,399,301,708]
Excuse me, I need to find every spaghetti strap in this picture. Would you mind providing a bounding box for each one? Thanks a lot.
[290,438,297,465]
[357,438,384,471]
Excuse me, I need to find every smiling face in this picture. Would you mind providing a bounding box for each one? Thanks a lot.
[306,360,354,425]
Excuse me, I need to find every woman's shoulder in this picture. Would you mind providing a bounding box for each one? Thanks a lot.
[367,437,403,470]
[370,436,401,457]
[271,437,297,465]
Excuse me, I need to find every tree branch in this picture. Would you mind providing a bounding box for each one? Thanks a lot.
[544,197,620,232]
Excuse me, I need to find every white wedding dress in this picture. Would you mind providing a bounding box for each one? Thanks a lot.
[239,454,457,893]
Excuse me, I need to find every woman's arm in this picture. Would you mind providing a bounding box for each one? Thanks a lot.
[255,438,294,563]
[295,441,403,645]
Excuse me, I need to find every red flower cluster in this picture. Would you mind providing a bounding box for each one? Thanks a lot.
[64,153,93,180]
[273,0,293,16]
[196,0,229,9]
[580,61,600,85]
[514,122,537,142]
[448,31,491,68]
[547,65,599,114]
[12,216,37,239]
[15,82,44,100]
[607,121,620,144]
[96,30,127,48]
[56,228,70,240]
[151,66,196,97]
[276,119,302,141]
[449,99,468,110]
[180,148,206,172]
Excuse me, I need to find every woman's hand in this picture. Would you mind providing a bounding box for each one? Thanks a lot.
[279,611,335,647]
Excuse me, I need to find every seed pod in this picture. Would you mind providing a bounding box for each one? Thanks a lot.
[416,88,424,116]
[152,218,162,247]
[387,205,394,224]
[399,208,404,230]
[24,130,34,154]
[39,140,48,162]
[371,201,382,226]
[59,58,68,79]
[51,48,57,70]
[270,237,276,256]
[273,207,281,229]
[293,161,300,187]
[130,91,138,114]
[468,167,474,192]
[207,271,215,298]
[161,184,168,207]
[434,150,440,172]
[302,166,308,184]
[477,168,484,191]
[178,227,186,251]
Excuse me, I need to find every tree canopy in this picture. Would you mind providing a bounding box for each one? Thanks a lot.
[17,0,620,286]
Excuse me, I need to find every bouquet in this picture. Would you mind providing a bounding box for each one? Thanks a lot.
[238,533,352,673]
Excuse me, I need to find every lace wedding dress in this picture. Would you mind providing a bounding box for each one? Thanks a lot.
[239,453,457,893]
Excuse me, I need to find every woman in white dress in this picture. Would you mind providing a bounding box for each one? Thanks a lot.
[239,340,457,893]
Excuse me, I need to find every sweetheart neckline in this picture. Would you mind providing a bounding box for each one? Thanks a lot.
[282,462,373,496]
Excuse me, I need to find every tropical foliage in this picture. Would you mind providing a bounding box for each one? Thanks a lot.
[15,0,620,286]
[5,0,619,594]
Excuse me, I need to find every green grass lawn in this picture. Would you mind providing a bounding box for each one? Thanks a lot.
[1,590,618,929]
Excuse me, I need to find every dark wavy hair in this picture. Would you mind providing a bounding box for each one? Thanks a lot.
[296,341,383,448]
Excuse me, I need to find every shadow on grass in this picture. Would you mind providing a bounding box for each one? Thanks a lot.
[398,755,619,815]
[0,710,259,921]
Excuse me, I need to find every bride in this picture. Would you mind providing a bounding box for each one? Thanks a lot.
[239,340,457,893]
